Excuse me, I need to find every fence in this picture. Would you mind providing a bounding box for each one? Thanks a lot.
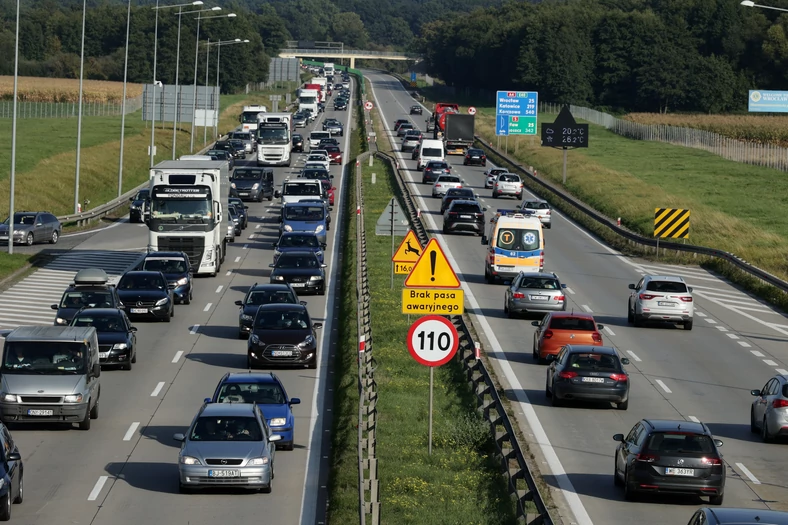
[0,95,142,119]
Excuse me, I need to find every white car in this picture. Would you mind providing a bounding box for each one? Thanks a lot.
[484,168,508,189]
[311,149,329,159]
[432,174,464,198]
[520,199,552,229]
[305,154,330,171]
[627,275,694,330]
[492,173,523,200]
[303,162,329,173]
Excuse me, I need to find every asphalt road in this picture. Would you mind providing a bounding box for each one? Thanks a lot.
[3,81,355,524]
[365,71,788,525]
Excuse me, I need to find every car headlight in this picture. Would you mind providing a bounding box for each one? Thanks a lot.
[55,317,68,325]
[241,314,254,321]
[176,277,189,286]
[269,418,286,427]
[0,479,5,490]
[0,393,18,403]
[315,225,324,233]
[315,251,323,257]
[155,297,169,306]
[112,343,128,350]
[271,275,284,281]
[248,457,269,466]
[309,275,323,281]
[250,334,263,345]
[180,455,202,465]
[299,335,315,347]
[283,224,293,232]
[252,183,260,190]
[231,182,236,189]
[64,394,83,403]
[13,230,22,235]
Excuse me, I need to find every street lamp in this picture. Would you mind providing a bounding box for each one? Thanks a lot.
[74,0,87,214]
[117,0,132,198]
[7,0,20,254]
[207,39,249,139]
[739,0,788,11]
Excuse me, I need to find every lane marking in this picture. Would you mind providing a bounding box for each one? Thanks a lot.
[565,287,576,295]
[738,341,751,347]
[656,379,672,393]
[715,326,728,332]
[123,422,140,441]
[736,463,761,485]
[726,333,739,339]
[751,350,765,357]
[603,326,615,337]
[580,304,592,312]
[688,416,700,423]
[763,359,778,366]
[172,351,183,363]
[189,324,200,335]
[696,312,707,317]
[776,368,788,375]
[87,476,108,501]
[225,270,232,276]
[203,303,212,312]
[626,350,642,362]
[256,224,261,229]
[235,256,241,262]
[151,382,165,397]
[215,285,224,293]
[243,244,249,250]
[705,318,717,324]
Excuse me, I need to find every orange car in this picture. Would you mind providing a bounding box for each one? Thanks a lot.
[531,312,605,363]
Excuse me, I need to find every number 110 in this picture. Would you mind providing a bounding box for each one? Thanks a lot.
[417,331,451,351]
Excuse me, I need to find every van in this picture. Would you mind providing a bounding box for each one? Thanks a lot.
[481,209,545,283]
[417,139,445,170]
[0,325,101,430]
[309,131,331,149]
[275,179,324,206]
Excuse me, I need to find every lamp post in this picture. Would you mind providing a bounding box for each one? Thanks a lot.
[7,0,20,254]
[204,37,210,145]
[117,0,132,199]
[740,0,788,11]
[74,0,87,214]
[209,39,249,140]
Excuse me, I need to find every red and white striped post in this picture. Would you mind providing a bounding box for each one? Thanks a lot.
[417,209,421,219]
[359,335,366,353]
[617,217,621,227]
[475,341,480,359]
[356,206,361,216]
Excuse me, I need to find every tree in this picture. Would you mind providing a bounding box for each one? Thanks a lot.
[331,12,369,48]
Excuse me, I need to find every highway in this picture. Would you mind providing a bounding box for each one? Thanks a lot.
[1,81,354,524]
[365,71,788,525]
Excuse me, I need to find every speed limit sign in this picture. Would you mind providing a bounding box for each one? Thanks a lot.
[468,106,477,115]
[407,315,459,367]
[364,101,374,111]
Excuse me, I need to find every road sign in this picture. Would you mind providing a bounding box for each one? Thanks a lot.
[411,72,417,82]
[375,197,409,236]
[541,106,588,148]
[402,288,464,315]
[392,230,424,274]
[654,208,690,239]
[468,106,477,115]
[406,315,459,367]
[495,90,538,136]
[404,238,460,288]
[364,101,374,111]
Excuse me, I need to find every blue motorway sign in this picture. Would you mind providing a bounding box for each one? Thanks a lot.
[496,90,538,136]
[748,90,788,113]
[411,71,417,82]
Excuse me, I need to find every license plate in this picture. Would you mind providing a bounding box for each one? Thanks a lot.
[238,192,249,196]
[471,156,479,159]
[291,283,305,287]
[665,467,695,476]
[272,350,293,357]
[27,409,53,416]
[530,295,549,301]
[657,301,675,307]
[130,308,148,314]
[460,215,472,219]
[99,352,109,359]
[208,470,241,478]
[581,377,605,383]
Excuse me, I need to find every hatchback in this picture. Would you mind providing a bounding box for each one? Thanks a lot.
[422,161,451,184]
[247,303,322,368]
[532,312,604,363]
[463,148,487,166]
[545,345,630,409]
[397,123,415,136]
[750,373,788,442]
[431,175,463,197]
[401,130,423,152]
[234,282,303,339]
[504,271,567,317]
[613,419,725,504]
[628,275,694,330]
[520,199,552,228]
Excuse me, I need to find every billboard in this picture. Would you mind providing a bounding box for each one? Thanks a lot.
[748,90,788,113]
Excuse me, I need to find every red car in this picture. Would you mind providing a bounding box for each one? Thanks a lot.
[324,145,343,165]
[321,179,336,206]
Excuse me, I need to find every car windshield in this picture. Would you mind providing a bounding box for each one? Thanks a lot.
[245,290,296,305]
[468,149,483,155]
[59,290,113,309]
[325,146,340,153]
[217,382,287,405]
[72,314,126,333]
[567,353,620,371]
[118,274,166,290]
[284,206,324,221]
[254,309,310,329]
[189,416,263,441]
[302,170,328,179]
[523,201,550,210]
[232,133,251,141]
[496,227,540,251]
[280,234,320,248]
[451,203,481,213]
[446,189,472,197]
[549,317,596,331]
[142,258,187,274]
[644,433,715,455]
[519,277,559,290]
[233,170,263,181]
[429,163,448,170]
[276,254,320,269]
[645,281,688,293]
[489,169,507,176]
[134,190,149,201]
[499,174,520,182]
[206,150,227,158]
[283,183,320,196]
[1,341,88,374]
[436,176,460,183]
[310,133,330,140]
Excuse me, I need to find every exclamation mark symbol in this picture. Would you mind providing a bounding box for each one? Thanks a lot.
[429,250,437,282]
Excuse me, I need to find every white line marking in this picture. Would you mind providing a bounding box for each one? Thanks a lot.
[581,304,592,312]
[715,326,728,332]
[705,318,717,324]
[172,351,183,363]
[255,224,261,229]
[123,422,140,441]
[87,476,108,501]
[626,350,642,362]
[763,360,778,366]
[215,285,223,293]
[235,256,241,262]
[225,270,232,276]
[726,333,739,339]
[688,416,700,423]
[696,312,706,317]
[751,350,765,357]
[203,303,212,312]
[736,463,761,485]
[189,324,200,335]
[565,287,575,295]
[776,368,788,375]
[603,326,615,337]
[656,379,672,393]
[243,244,249,250]
[151,382,165,397]
[737,341,751,347]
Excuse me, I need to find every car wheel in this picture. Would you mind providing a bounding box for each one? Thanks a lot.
[532,345,539,361]
[13,471,22,504]
[517,193,523,201]
[318,285,325,296]
[709,494,724,505]
[551,391,563,407]
[267,195,273,201]
[261,476,272,494]
[247,356,253,370]
[0,488,10,521]
[50,230,59,244]
[164,310,172,322]
[184,291,192,305]
[627,305,634,324]
[492,192,497,199]
[762,417,773,443]
[616,398,629,410]
[131,351,137,364]
[78,407,91,430]
[750,407,759,433]
[544,377,552,398]
[613,459,623,487]
[90,397,99,419]
[684,319,693,330]
[623,469,636,501]
[123,360,132,371]
[239,331,247,340]
[179,483,192,494]
[307,359,317,369]
[503,298,509,314]
[25,233,33,246]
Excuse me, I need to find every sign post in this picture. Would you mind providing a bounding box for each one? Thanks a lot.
[407,315,459,455]
[495,91,539,137]
[540,106,588,184]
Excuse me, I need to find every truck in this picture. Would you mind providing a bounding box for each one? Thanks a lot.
[323,62,335,77]
[256,112,292,167]
[147,160,230,277]
[304,83,324,103]
[313,77,328,97]
[428,102,459,134]
[442,114,475,155]
[239,104,267,134]
[298,88,319,115]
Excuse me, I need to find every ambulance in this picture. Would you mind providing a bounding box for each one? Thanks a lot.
[481,209,544,283]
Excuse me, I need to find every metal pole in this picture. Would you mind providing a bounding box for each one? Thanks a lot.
[189,12,202,152]
[118,0,131,198]
[74,0,87,214]
[8,0,20,254]
[149,0,160,168]
[214,43,220,140]
[172,6,183,159]
[562,146,568,185]
[204,38,210,146]
[390,198,394,289]
[428,367,434,455]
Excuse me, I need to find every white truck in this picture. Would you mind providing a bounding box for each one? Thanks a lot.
[256,112,292,167]
[313,77,328,100]
[323,63,335,77]
[147,160,230,277]
[298,88,319,115]
[240,104,267,134]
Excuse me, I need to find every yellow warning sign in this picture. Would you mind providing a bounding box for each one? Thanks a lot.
[392,230,424,263]
[402,289,464,315]
[404,238,461,288]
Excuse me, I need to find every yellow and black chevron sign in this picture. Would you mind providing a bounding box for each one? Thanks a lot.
[654,208,690,239]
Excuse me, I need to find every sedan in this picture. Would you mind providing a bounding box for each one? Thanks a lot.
[545,345,630,409]
[229,197,249,229]
[292,113,308,128]
[174,402,280,493]
[750,373,788,442]
[247,303,322,369]
[333,99,347,111]
[205,149,234,169]
[138,251,193,305]
[484,168,508,189]
[116,270,174,322]
[431,175,464,198]
[292,134,305,152]
[70,308,137,370]
[269,250,327,295]
[234,282,303,339]
[273,232,327,265]
[504,271,567,318]
[0,211,61,246]
[323,119,344,136]
[440,188,476,214]
[422,161,451,185]
[397,123,415,137]
[442,200,486,236]
[463,148,487,166]
[324,145,343,164]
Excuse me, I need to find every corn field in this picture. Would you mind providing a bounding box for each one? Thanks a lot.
[0,95,143,119]
[624,112,788,146]
[0,76,144,103]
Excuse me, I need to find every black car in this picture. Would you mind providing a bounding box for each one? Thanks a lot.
[231,168,273,202]
[138,251,193,304]
[422,160,451,184]
[687,508,788,525]
[323,119,344,136]
[128,188,150,223]
[442,200,486,236]
[440,188,476,214]
[333,99,347,111]
[205,149,234,170]
[292,134,304,152]
[410,105,422,115]
[545,345,630,408]
[0,422,22,520]
[229,197,249,229]
[227,204,242,237]
[613,419,725,504]
[273,232,327,265]
[269,250,327,295]
[70,308,137,370]
[226,139,247,159]
[52,268,122,326]
[463,148,487,166]
[234,283,305,339]
[116,271,174,322]
[247,303,322,369]
[213,141,242,160]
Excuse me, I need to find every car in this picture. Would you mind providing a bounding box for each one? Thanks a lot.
[484,168,508,189]
[128,189,150,223]
[431,174,463,198]
[545,345,630,409]
[116,270,174,322]
[229,197,249,229]
[627,275,694,330]
[306,154,330,171]
[613,419,725,504]
[291,134,305,152]
[333,99,347,111]
[0,422,23,519]
[318,179,336,206]
[303,162,330,174]
[410,105,423,115]
[687,507,788,525]
[322,119,344,136]
[247,303,322,368]
[396,123,415,137]
[225,214,236,243]
[442,200,486,236]
[273,232,327,265]
[504,271,568,317]
[230,131,255,153]
[422,160,452,184]
[411,146,420,160]
[520,199,552,229]
[0,211,61,246]
[138,251,193,304]
[52,268,122,326]
[299,167,331,181]
[310,148,329,159]
[292,113,307,128]
[234,283,304,339]
[205,149,234,169]
[440,188,476,214]
[227,204,243,237]
[228,139,248,159]
[318,138,340,148]
[750,373,788,442]
[324,144,343,164]
[231,168,274,203]
[463,148,487,166]
[207,372,302,450]
[401,130,423,152]
[279,202,329,244]
[492,172,524,200]
[393,118,409,131]
[317,102,325,113]
[214,140,243,160]
[173,402,280,493]
[269,250,327,295]
[70,308,137,370]
[531,312,604,363]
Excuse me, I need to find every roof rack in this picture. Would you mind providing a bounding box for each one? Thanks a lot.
[72,268,109,287]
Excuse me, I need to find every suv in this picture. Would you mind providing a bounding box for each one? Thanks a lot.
[442,200,486,236]
[687,508,788,525]
[129,189,150,223]
[431,174,463,198]
[504,271,568,317]
[138,251,193,304]
[231,167,274,202]
[749,372,788,442]
[234,283,304,339]
[485,168,509,188]
[463,148,487,166]
[627,275,694,330]
[613,419,725,504]
[52,268,122,326]
[279,202,329,244]
[520,199,552,229]
[492,173,524,200]
[0,211,61,246]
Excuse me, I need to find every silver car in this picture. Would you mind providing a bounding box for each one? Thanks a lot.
[521,199,552,229]
[292,113,307,128]
[401,130,423,152]
[504,271,567,317]
[0,211,61,245]
[230,132,255,153]
[174,402,280,493]
[484,168,508,189]
[492,173,523,200]
[627,275,694,329]
[750,373,788,442]
[432,175,464,198]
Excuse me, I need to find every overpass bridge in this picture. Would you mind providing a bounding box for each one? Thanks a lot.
[278,48,419,69]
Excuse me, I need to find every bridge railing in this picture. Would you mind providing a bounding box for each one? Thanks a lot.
[280,48,419,59]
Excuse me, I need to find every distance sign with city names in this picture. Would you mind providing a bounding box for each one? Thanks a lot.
[495,91,538,137]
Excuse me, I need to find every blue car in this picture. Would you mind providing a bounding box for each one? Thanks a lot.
[272,231,326,264]
[279,202,328,244]
[206,372,300,450]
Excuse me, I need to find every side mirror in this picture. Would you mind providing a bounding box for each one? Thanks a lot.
[290,397,301,405]
[299,301,308,306]
[235,300,243,306]
[130,327,138,332]
[688,286,693,292]
[5,452,21,461]
[620,357,630,365]
[173,433,185,442]
[561,284,567,288]
[751,389,762,396]
[545,354,556,362]
[92,363,101,377]
[203,397,212,404]
[320,264,327,268]
[321,243,327,249]
[313,322,323,329]
[628,284,636,290]
[480,236,488,245]
[269,264,275,268]
[597,324,605,330]
[482,208,487,212]
[129,197,134,202]
[51,304,59,310]
[531,321,540,327]
[714,439,723,448]
[269,434,282,442]
[274,190,281,198]
[613,433,624,442]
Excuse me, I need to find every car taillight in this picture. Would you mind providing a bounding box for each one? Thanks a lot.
[773,399,788,408]
[512,292,525,299]
[636,453,658,463]
[678,296,693,302]
[558,371,577,379]
[465,155,470,158]
[554,295,565,301]
[545,210,551,215]
[701,457,722,465]
[639,293,657,300]
[543,330,553,339]
[539,253,544,268]
[609,373,628,382]
[457,185,462,188]
[592,332,602,343]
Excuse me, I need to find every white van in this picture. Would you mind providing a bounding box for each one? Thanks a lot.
[417,139,445,170]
